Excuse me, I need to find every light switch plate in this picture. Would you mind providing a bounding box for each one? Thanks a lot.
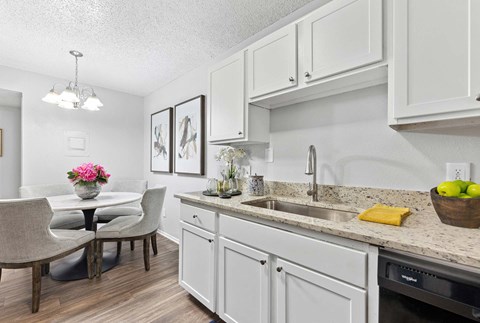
[240,165,251,178]
[446,162,471,181]
[265,148,274,163]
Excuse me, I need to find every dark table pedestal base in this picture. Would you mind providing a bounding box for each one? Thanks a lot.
[50,208,120,281]
[50,248,119,281]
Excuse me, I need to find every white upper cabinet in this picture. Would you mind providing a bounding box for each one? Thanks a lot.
[208,51,270,144]
[208,51,246,142]
[302,0,383,83]
[247,0,385,108]
[389,0,480,127]
[248,24,298,99]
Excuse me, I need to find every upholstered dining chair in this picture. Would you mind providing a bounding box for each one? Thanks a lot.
[0,198,95,313]
[95,186,166,277]
[19,183,87,230]
[95,179,148,251]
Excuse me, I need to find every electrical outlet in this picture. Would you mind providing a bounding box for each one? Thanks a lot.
[240,165,251,178]
[446,163,471,181]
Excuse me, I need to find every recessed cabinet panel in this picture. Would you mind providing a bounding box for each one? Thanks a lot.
[391,0,480,121]
[276,259,366,323]
[179,222,216,311]
[218,237,269,323]
[208,51,245,142]
[303,0,382,82]
[248,24,297,98]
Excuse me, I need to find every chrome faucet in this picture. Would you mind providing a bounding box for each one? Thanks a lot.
[305,145,318,202]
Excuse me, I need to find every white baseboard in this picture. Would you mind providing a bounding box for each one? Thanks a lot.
[157,229,179,244]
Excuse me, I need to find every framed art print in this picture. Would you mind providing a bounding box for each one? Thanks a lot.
[174,95,205,175]
[151,107,173,173]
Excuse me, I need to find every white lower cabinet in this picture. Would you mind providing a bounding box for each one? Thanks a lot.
[178,202,371,323]
[179,221,216,311]
[218,237,270,323]
[276,258,366,323]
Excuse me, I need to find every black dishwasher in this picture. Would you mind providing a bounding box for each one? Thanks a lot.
[378,249,480,323]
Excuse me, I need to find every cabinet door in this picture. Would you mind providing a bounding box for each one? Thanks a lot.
[248,24,297,99]
[276,259,366,323]
[218,237,270,323]
[303,0,382,83]
[391,0,480,121]
[179,222,216,311]
[208,51,246,142]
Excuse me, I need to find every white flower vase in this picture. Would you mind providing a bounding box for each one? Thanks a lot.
[74,182,101,200]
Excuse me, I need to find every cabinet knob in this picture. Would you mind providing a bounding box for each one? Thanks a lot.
[208,239,214,243]
[276,266,283,272]
[259,260,267,265]
[238,131,243,135]
[289,76,295,82]
[304,72,311,78]
[193,215,198,219]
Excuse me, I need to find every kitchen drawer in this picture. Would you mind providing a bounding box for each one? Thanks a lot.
[181,203,216,233]
[219,214,367,288]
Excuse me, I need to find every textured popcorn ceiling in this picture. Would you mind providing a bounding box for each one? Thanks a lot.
[0,0,314,96]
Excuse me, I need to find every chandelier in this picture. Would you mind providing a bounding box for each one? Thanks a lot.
[42,50,103,111]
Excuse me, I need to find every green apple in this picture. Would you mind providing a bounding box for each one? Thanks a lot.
[453,180,468,193]
[466,184,480,198]
[459,193,472,199]
[465,181,476,188]
[437,181,461,197]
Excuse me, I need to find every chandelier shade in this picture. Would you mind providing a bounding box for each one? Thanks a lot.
[42,50,103,111]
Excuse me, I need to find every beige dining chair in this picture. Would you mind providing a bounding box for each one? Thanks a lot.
[95,179,148,250]
[0,198,95,313]
[19,183,88,230]
[95,186,166,277]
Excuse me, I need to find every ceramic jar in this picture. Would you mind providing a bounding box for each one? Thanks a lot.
[74,183,101,200]
[247,174,264,196]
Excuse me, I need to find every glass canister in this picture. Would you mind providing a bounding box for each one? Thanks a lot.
[247,173,264,196]
[206,178,218,194]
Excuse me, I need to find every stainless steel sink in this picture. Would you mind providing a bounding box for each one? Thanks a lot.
[242,199,356,222]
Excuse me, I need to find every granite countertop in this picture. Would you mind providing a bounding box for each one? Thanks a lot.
[175,188,480,269]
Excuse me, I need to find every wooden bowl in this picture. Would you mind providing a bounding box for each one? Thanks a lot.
[430,188,480,228]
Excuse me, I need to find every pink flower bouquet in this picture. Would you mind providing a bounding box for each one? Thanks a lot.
[67,163,110,186]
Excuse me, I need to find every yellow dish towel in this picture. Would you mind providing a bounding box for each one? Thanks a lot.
[358,204,411,226]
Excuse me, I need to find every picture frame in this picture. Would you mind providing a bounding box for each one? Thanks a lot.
[150,107,173,173]
[174,95,205,175]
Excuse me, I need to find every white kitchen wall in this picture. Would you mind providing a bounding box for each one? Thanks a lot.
[0,103,21,198]
[0,65,144,187]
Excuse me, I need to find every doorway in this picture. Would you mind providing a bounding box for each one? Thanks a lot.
[0,88,22,198]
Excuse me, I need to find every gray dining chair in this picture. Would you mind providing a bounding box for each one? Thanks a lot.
[19,183,87,230]
[0,198,95,313]
[95,179,148,250]
[95,186,166,277]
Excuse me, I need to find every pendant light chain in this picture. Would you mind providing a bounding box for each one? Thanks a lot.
[75,55,79,87]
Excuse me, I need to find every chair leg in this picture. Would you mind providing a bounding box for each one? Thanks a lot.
[130,241,135,251]
[32,263,42,313]
[151,234,158,256]
[143,238,150,271]
[96,241,104,278]
[87,241,94,279]
[116,241,122,256]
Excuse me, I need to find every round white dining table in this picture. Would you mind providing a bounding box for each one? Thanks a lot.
[46,192,142,281]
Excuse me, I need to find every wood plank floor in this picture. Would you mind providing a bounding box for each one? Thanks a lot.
[0,234,221,323]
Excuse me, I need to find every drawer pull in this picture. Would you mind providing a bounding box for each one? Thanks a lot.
[192,215,198,219]
[276,266,283,272]
[289,76,295,82]
[304,72,311,78]
[208,239,214,243]
[260,260,267,265]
